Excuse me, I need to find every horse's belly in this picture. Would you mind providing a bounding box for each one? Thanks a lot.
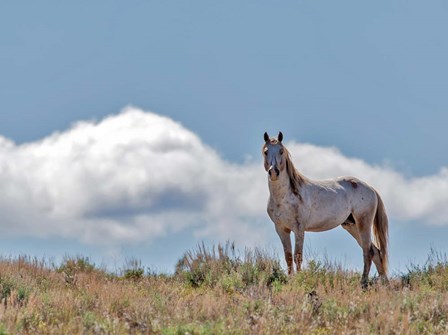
[305,221,341,232]
[305,214,347,232]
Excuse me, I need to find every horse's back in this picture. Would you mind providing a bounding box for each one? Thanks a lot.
[335,176,378,215]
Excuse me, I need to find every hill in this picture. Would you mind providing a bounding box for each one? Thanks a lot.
[0,243,447,334]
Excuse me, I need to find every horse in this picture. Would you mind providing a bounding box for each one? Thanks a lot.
[263,131,389,288]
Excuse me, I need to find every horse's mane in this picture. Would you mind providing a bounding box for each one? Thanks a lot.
[283,146,306,199]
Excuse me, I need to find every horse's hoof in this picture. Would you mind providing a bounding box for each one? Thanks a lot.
[361,279,369,291]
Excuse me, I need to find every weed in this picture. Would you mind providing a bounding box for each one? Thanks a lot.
[175,241,287,290]
[58,255,96,274]
[401,248,448,291]
[0,323,7,335]
[122,258,145,281]
[0,245,446,334]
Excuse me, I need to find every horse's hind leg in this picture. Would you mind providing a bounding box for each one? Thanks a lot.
[343,213,375,288]
[357,216,376,289]
[341,220,386,278]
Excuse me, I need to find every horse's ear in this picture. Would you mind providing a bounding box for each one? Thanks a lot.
[278,131,283,142]
[264,132,270,142]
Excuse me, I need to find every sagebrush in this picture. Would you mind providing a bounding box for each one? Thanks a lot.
[0,247,446,334]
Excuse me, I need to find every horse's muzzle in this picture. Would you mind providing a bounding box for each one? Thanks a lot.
[268,166,280,179]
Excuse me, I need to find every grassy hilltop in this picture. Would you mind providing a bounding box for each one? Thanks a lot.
[0,243,447,334]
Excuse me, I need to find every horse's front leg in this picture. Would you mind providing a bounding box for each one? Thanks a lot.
[275,225,293,275]
[293,223,305,272]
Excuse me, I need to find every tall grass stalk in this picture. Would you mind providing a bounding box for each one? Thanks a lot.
[0,246,446,334]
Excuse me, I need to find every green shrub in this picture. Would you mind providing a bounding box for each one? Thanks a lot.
[0,276,29,308]
[57,255,96,275]
[57,255,98,287]
[0,276,13,302]
[175,241,287,289]
[0,323,7,335]
[122,258,145,281]
[401,248,448,291]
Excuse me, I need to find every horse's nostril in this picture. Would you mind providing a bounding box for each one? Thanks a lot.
[268,167,279,177]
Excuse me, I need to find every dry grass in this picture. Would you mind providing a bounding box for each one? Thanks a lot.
[0,246,447,334]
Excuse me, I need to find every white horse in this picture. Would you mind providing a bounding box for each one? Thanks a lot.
[263,132,389,288]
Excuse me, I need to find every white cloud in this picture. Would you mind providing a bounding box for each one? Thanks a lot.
[0,107,447,249]
[0,107,268,246]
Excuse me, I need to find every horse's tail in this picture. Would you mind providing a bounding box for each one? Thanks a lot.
[373,191,389,275]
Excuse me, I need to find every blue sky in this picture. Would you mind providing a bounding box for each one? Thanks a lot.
[1,1,447,273]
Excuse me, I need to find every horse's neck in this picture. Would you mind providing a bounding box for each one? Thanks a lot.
[268,171,294,200]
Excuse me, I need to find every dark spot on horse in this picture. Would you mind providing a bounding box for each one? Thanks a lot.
[348,178,358,189]
[276,204,280,208]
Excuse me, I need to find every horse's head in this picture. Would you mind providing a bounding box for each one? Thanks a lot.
[262,131,285,181]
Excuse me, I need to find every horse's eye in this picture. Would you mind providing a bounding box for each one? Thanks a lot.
[264,150,268,155]
[280,149,284,155]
